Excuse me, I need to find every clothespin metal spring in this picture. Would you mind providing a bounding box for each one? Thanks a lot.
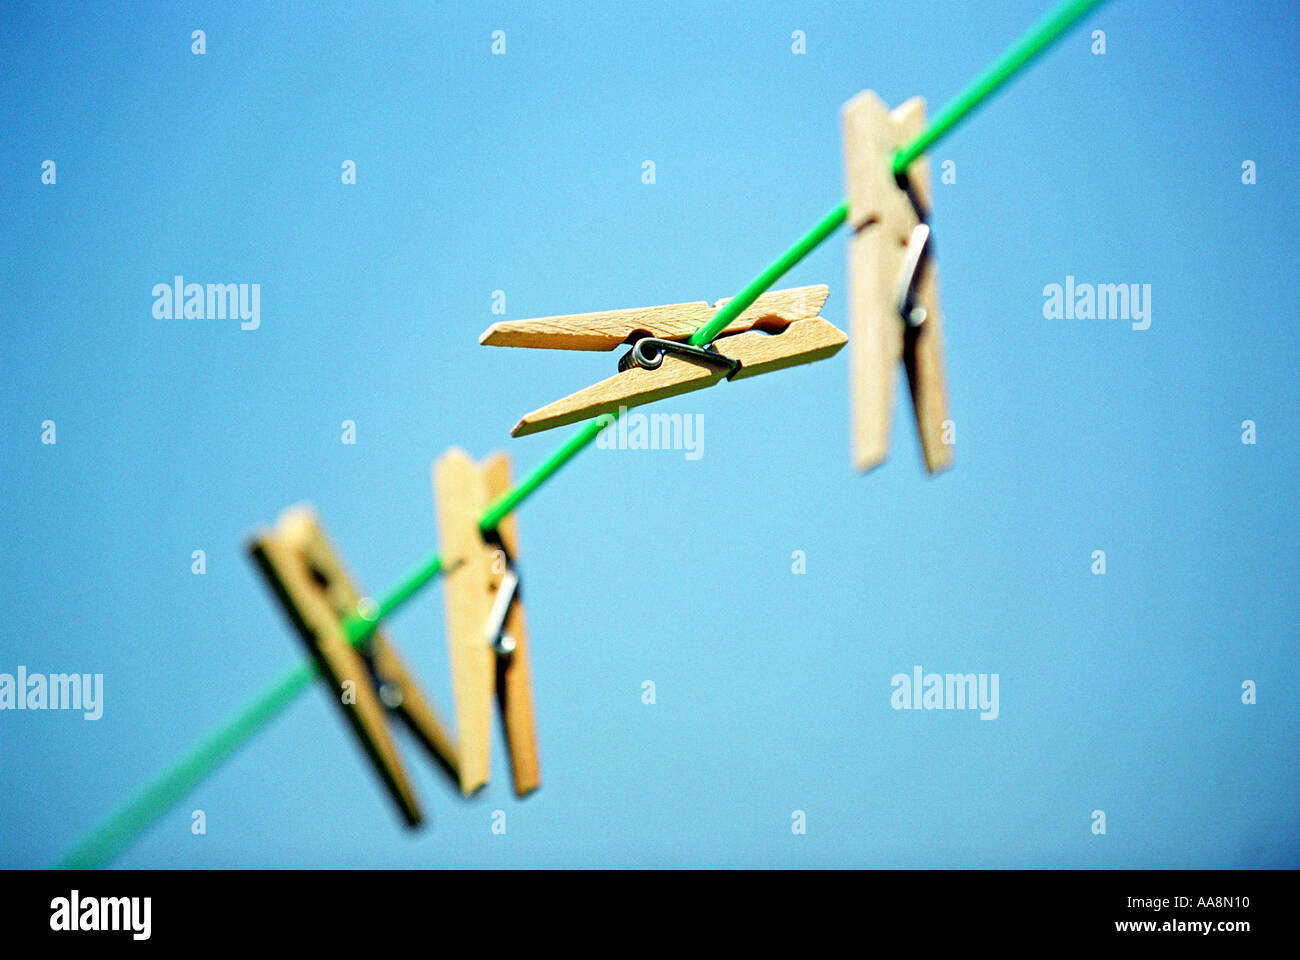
[617,337,741,378]
[893,223,932,329]
[484,567,520,656]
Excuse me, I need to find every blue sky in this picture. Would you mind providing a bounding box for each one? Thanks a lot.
[1,0,1296,868]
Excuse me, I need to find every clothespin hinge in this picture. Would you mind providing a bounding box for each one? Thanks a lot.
[484,566,520,657]
[617,337,741,378]
[893,222,932,329]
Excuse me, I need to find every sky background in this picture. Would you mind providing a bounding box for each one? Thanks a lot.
[1,0,1297,869]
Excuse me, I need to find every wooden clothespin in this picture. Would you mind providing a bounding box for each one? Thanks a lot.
[248,507,458,825]
[433,449,540,797]
[479,285,845,436]
[843,91,953,474]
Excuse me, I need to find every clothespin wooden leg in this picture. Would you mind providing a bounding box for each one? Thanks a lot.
[844,91,953,475]
[249,508,425,826]
[367,628,460,785]
[905,234,951,474]
[848,225,904,472]
[483,452,541,796]
[434,450,497,796]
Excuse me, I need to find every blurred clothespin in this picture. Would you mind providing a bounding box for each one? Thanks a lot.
[843,92,953,474]
[433,449,540,797]
[248,507,458,825]
[479,285,845,436]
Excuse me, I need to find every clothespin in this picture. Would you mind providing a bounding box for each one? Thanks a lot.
[479,285,846,436]
[433,449,540,797]
[248,507,458,825]
[843,91,953,474]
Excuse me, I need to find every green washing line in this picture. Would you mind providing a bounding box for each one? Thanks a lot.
[343,550,445,647]
[893,0,1107,175]
[689,202,850,347]
[54,661,317,870]
[476,414,617,535]
[53,0,1110,870]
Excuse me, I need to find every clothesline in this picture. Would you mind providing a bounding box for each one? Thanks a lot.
[54,0,1111,870]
